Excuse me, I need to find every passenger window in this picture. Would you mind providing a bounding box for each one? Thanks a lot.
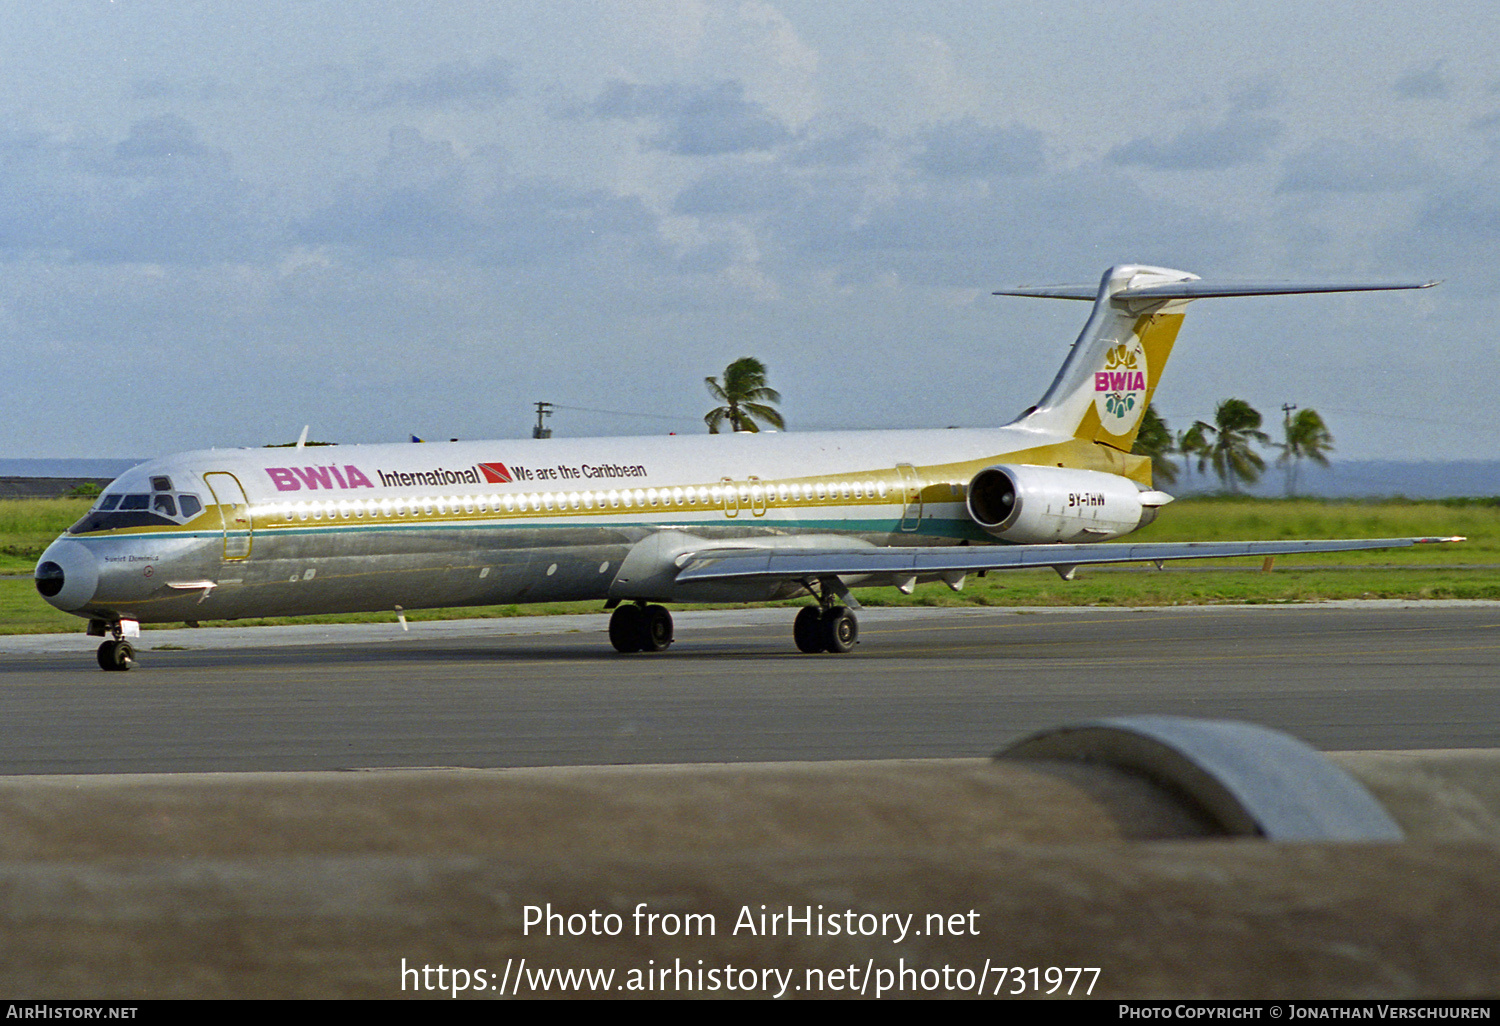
[153,494,177,518]
[178,494,202,518]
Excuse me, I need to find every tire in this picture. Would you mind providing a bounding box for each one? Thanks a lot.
[97,639,135,671]
[821,606,858,654]
[793,605,825,653]
[609,604,644,653]
[641,605,674,652]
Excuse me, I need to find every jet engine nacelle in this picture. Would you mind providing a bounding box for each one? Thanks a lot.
[965,464,1170,544]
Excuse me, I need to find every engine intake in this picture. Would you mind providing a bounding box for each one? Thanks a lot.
[966,464,1170,544]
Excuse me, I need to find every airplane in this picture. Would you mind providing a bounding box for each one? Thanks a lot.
[34,263,1456,670]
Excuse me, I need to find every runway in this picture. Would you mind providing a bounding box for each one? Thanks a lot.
[2,602,1497,774]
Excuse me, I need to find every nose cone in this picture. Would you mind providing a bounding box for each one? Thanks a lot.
[34,539,99,612]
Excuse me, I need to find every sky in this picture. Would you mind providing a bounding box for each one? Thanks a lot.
[2,1,1497,461]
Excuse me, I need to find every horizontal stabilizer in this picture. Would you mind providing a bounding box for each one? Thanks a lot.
[675,537,1465,584]
[995,279,1439,302]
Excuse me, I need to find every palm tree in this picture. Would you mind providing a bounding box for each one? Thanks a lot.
[1195,398,1270,493]
[1177,421,1210,488]
[1131,404,1179,486]
[1278,408,1334,496]
[704,357,785,433]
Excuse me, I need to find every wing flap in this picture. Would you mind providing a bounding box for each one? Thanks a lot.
[674,537,1464,584]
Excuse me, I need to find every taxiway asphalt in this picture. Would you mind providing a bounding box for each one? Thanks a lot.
[1,602,1497,773]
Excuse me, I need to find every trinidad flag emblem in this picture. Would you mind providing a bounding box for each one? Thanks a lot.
[478,462,514,484]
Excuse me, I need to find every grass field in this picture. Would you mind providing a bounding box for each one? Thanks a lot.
[3,495,1496,635]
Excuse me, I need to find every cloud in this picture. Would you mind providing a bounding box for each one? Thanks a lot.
[1407,174,1500,274]
[585,79,791,155]
[1278,138,1428,193]
[294,126,657,265]
[912,119,1046,178]
[130,76,232,103]
[1393,61,1449,100]
[0,117,263,264]
[372,57,515,108]
[1109,112,1283,171]
[784,121,881,167]
[800,165,1243,287]
[315,57,515,110]
[106,115,225,171]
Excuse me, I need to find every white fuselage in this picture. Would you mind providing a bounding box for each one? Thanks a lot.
[36,418,1142,625]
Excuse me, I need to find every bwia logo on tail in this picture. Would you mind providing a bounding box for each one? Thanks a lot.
[1094,341,1148,435]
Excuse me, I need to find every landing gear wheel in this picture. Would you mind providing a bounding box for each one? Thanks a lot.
[820,606,858,654]
[640,604,674,652]
[793,606,825,653]
[609,604,644,653]
[97,639,135,672]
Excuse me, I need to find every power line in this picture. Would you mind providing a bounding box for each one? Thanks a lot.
[546,402,700,425]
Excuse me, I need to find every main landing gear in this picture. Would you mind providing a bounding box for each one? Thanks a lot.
[609,602,675,653]
[608,587,860,655]
[792,575,860,654]
[793,604,859,654]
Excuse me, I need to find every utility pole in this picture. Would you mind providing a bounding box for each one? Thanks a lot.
[1281,403,1298,497]
[533,401,553,439]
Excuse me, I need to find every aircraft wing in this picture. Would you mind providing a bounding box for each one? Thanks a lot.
[673,536,1464,585]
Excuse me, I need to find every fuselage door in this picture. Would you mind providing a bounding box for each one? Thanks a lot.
[896,464,923,532]
[203,472,253,560]
[721,476,768,519]
[747,476,767,517]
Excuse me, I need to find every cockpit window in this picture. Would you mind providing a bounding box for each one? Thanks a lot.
[69,489,206,534]
[151,476,173,492]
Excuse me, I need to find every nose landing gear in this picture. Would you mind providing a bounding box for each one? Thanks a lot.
[90,618,140,672]
[96,638,136,672]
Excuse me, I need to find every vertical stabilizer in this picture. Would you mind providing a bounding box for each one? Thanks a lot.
[1003,264,1196,452]
[996,265,1436,453]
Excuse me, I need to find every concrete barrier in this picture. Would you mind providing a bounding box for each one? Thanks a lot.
[1,725,1497,999]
